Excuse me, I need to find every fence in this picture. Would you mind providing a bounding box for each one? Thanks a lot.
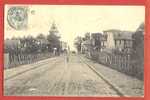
[90,51,143,80]
[4,52,55,69]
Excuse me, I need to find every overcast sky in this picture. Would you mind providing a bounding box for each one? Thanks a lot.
[5,5,145,50]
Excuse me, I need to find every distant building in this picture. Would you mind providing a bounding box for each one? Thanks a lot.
[103,29,133,54]
[100,34,107,51]
[81,39,91,54]
[81,32,107,54]
[49,22,60,37]
[91,33,107,51]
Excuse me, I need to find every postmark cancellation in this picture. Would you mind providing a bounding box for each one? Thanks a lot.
[7,6,28,30]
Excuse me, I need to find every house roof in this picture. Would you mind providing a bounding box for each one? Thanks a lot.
[104,29,133,40]
[91,33,107,41]
[114,31,133,40]
[103,29,121,33]
[91,33,102,37]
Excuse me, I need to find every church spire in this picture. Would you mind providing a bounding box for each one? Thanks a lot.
[49,21,59,36]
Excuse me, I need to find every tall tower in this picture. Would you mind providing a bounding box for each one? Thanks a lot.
[49,22,60,37]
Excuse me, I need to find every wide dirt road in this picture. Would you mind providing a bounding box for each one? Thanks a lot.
[4,54,120,96]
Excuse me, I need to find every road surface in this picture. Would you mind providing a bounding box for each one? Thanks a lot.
[4,54,121,96]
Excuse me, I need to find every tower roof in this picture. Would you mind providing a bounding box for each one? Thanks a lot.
[49,22,59,34]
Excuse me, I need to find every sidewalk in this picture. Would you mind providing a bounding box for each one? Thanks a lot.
[81,56,144,97]
[4,57,58,80]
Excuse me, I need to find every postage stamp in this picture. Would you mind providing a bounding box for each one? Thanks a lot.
[7,6,28,30]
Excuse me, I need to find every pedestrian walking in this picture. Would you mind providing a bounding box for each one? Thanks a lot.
[66,55,69,62]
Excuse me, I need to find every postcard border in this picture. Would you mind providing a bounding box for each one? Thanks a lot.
[0,0,149,100]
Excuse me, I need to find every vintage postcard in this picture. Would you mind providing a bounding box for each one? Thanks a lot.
[3,5,145,97]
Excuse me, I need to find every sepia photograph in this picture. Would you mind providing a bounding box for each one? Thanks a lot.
[4,5,144,97]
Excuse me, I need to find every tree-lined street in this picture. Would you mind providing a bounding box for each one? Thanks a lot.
[4,54,143,96]
[4,54,121,96]
[4,5,144,97]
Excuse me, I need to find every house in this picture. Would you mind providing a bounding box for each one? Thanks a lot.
[91,33,107,51]
[91,33,102,51]
[103,29,133,54]
[100,33,107,51]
